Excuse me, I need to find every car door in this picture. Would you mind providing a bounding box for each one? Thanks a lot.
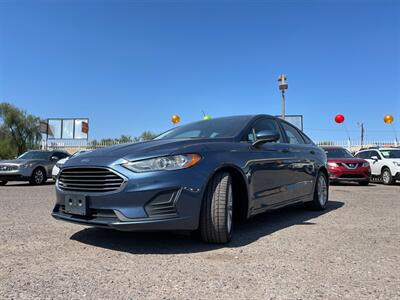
[244,117,293,212]
[367,150,383,176]
[279,121,316,201]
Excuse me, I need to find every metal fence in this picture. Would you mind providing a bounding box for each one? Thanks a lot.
[43,139,399,154]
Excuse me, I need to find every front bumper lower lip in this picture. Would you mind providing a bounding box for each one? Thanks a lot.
[51,211,194,231]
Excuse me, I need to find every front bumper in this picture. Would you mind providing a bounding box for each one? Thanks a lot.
[0,166,33,181]
[328,167,371,182]
[52,164,208,231]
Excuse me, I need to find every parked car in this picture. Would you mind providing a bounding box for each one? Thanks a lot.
[0,150,70,185]
[52,150,91,180]
[355,147,400,185]
[322,146,370,185]
[52,115,329,244]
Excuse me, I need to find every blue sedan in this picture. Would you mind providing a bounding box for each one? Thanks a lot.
[52,115,329,244]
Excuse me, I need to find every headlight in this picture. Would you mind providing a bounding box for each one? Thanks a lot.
[362,162,370,167]
[393,161,400,167]
[122,154,202,173]
[327,162,339,167]
[22,163,35,168]
[56,162,63,168]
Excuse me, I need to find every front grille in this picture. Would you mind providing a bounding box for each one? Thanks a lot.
[343,163,361,169]
[0,165,18,171]
[58,168,124,192]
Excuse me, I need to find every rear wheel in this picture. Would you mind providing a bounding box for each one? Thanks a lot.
[0,180,7,186]
[305,171,329,210]
[198,172,233,244]
[30,168,47,185]
[381,168,394,185]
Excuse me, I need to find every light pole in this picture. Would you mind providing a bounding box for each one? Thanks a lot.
[358,122,365,149]
[278,74,288,119]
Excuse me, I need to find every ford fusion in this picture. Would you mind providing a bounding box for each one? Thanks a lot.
[52,115,329,244]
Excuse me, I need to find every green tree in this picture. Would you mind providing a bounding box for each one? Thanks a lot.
[115,135,133,143]
[0,102,42,156]
[139,131,157,141]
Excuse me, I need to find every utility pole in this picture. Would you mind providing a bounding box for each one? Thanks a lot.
[278,74,288,119]
[358,122,364,149]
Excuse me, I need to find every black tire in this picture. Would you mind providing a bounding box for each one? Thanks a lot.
[0,180,7,186]
[305,171,329,210]
[358,181,370,186]
[381,168,394,185]
[30,168,47,185]
[198,172,233,244]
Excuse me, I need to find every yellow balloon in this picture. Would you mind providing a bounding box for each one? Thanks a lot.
[384,114,394,124]
[171,115,180,124]
[203,115,211,120]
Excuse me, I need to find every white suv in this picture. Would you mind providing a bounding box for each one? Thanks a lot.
[355,148,400,185]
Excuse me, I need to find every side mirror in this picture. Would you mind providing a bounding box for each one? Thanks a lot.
[370,156,379,161]
[51,156,59,161]
[252,130,280,147]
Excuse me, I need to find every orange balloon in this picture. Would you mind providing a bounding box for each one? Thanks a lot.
[171,115,180,124]
[384,114,394,124]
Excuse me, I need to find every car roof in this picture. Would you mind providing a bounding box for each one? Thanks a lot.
[379,148,400,150]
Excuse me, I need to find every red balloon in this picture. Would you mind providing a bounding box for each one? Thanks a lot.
[335,114,345,124]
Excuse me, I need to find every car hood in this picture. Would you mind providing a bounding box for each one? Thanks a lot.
[328,158,366,164]
[65,138,235,166]
[0,159,44,165]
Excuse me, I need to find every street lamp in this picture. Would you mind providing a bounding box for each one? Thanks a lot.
[278,74,288,119]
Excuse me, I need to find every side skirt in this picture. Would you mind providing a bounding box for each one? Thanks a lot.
[249,194,313,217]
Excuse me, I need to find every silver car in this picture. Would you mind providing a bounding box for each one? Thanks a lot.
[0,150,70,186]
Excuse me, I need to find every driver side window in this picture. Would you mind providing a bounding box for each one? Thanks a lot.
[246,119,281,143]
[369,151,381,160]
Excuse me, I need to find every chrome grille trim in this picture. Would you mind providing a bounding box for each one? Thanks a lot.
[343,163,360,169]
[58,167,126,193]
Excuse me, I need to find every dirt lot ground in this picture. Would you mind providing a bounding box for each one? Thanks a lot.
[0,181,399,299]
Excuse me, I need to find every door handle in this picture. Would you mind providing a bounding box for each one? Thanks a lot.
[282,149,290,153]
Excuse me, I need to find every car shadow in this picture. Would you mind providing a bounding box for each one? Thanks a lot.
[70,200,344,254]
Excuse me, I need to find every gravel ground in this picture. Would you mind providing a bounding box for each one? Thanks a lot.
[0,181,399,300]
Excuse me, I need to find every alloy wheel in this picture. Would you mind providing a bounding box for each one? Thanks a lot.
[317,175,328,206]
[382,170,391,184]
[34,169,44,184]
[226,184,233,234]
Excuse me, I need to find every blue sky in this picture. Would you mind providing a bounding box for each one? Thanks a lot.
[1,0,399,142]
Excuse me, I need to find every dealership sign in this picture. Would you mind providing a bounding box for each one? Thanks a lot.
[45,118,89,140]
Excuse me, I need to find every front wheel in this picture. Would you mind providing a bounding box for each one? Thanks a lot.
[198,172,233,244]
[381,168,394,185]
[30,168,47,185]
[0,180,7,186]
[305,171,329,210]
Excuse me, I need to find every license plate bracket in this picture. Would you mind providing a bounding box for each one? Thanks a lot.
[64,195,88,216]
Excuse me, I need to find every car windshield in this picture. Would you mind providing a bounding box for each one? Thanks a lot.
[325,148,353,158]
[18,151,50,160]
[155,116,251,140]
[380,149,400,158]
